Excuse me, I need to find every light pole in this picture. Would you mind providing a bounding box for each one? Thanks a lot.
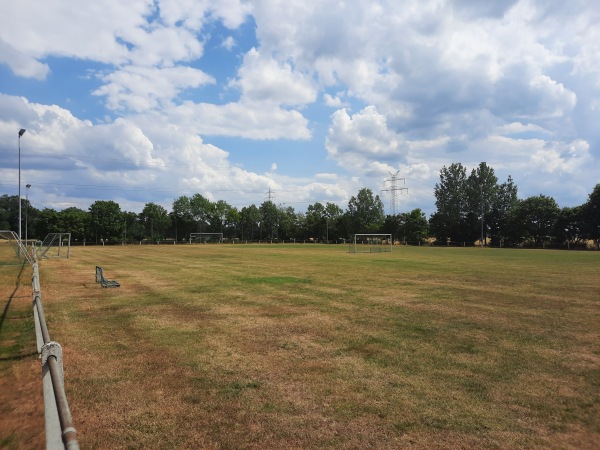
[18,129,26,250]
[26,184,31,251]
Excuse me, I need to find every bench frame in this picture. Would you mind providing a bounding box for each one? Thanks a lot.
[96,266,120,288]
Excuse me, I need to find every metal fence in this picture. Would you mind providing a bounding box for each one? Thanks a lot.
[32,252,79,449]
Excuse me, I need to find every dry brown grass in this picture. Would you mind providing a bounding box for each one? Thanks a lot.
[2,244,599,449]
[0,262,45,449]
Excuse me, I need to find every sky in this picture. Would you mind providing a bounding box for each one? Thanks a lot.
[1,0,599,217]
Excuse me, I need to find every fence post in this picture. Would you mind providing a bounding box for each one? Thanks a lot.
[41,342,65,448]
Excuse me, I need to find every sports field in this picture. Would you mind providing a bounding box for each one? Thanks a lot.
[1,244,599,449]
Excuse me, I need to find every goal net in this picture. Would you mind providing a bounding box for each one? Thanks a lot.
[38,233,71,259]
[189,232,223,244]
[350,234,393,253]
[0,230,33,264]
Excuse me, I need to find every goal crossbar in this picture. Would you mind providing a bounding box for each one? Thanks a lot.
[38,233,71,259]
[189,232,223,244]
[351,234,393,253]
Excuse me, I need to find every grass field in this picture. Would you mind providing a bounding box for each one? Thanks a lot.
[1,244,599,449]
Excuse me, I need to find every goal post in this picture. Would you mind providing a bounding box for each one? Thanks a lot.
[0,230,33,264]
[38,233,71,259]
[350,234,393,253]
[189,232,223,244]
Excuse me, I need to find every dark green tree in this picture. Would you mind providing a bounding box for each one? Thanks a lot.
[430,163,470,243]
[190,194,214,232]
[488,176,518,246]
[510,195,560,246]
[172,196,193,241]
[402,208,429,243]
[209,200,234,234]
[240,204,261,241]
[553,206,585,247]
[57,207,88,242]
[347,188,385,234]
[122,211,144,242]
[306,202,327,240]
[224,206,240,239]
[295,212,308,240]
[89,200,123,243]
[382,214,402,242]
[277,205,298,241]
[0,195,19,232]
[36,208,60,240]
[581,184,600,249]
[260,201,279,240]
[140,202,170,240]
[324,202,344,242]
[467,162,499,245]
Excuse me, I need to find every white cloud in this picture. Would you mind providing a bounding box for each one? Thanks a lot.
[531,139,592,175]
[0,38,49,80]
[2,0,599,215]
[94,65,215,112]
[323,93,348,108]
[169,100,311,140]
[495,121,550,136]
[0,0,150,64]
[231,48,317,107]
[526,75,577,119]
[221,36,236,51]
[125,26,205,67]
[326,106,408,174]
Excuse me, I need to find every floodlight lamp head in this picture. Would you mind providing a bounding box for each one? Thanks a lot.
[19,128,26,137]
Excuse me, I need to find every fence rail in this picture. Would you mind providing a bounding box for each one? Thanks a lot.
[32,252,79,450]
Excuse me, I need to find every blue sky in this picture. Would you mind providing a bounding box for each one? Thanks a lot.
[1,0,598,216]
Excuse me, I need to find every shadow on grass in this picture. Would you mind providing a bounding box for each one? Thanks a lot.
[0,261,26,336]
[0,350,38,362]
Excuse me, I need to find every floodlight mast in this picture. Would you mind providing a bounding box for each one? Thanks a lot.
[26,184,31,251]
[18,129,26,253]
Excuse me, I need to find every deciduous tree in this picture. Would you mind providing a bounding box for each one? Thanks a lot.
[347,188,385,234]
[89,200,122,243]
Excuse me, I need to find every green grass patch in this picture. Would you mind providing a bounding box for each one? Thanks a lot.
[238,275,311,285]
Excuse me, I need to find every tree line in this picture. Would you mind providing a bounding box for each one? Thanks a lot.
[1,162,598,248]
[430,162,599,248]
[0,188,390,244]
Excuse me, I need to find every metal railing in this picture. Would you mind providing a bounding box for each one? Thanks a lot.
[32,252,79,449]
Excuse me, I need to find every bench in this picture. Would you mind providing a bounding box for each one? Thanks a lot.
[96,266,120,288]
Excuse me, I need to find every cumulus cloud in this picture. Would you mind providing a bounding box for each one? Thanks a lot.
[231,48,317,107]
[221,36,236,51]
[169,100,311,140]
[94,65,215,112]
[531,139,592,175]
[0,0,148,64]
[326,106,408,174]
[2,0,599,214]
[0,39,49,80]
[0,92,288,210]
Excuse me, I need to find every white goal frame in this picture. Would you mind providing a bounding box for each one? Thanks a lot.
[0,230,33,264]
[351,234,393,253]
[38,232,71,259]
[189,232,223,244]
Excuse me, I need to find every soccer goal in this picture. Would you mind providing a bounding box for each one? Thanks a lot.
[38,233,71,259]
[350,234,393,253]
[189,232,223,244]
[0,230,33,264]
